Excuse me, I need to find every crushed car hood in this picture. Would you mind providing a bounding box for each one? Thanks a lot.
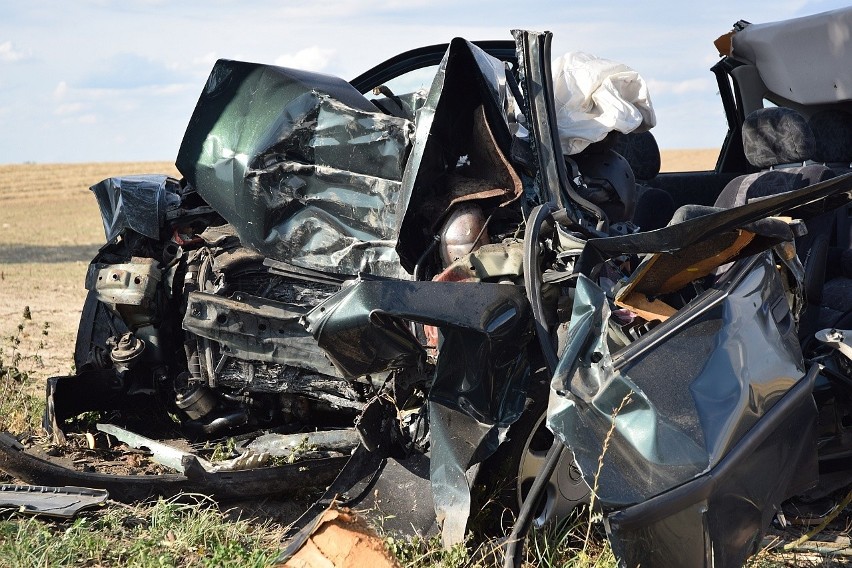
[176,60,414,278]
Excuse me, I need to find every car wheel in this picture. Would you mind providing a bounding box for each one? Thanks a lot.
[514,409,589,527]
[473,373,589,533]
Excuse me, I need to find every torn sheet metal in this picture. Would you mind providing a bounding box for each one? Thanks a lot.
[305,279,532,545]
[90,175,182,241]
[349,452,438,538]
[176,59,413,278]
[0,484,108,519]
[394,38,522,272]
[246,430,360,458]
[182,290,344,377]
[96,423,306,473]
[547,253,815,566]
[427,401,497,546]
[433,239,524,283]
[96,423,200,473]
[550,254,805,507]
[575,173,852,274]
[0,432,346,503]
[304,279,530,394]
[606,366,819,568]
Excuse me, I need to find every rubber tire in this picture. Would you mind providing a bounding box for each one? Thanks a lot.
[470,370,589,536]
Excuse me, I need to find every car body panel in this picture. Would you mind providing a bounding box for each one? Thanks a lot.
[730,8,852,106]
[176,60,413,278]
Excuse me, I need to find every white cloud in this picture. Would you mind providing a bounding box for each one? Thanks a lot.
[116,100,139,112]
[53,81,69,100]
[703,52,726,66]
[274,46,336,71]
[80,53,189,89]
[166,52,218,75]
[150,83,195,96]
[192,52,218,68]
[54,102,84,116]
[0,41,27,62]
[2,0,850,163]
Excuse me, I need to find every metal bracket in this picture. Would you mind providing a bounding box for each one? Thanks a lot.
[815,328,852,361]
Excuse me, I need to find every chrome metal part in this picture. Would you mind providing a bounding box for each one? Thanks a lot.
[816,328,852,362]
[439,204,489,267]
[175,384,217,420]
[87,258,161,307]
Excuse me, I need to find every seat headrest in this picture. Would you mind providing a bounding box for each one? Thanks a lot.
[808,109,852,164]
[743,107,815,168]
[612,131,661,181]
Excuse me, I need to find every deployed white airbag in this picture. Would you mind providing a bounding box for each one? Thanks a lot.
[552,52,656,155]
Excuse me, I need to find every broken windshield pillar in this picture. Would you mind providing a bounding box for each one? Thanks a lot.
[394,38,525,273]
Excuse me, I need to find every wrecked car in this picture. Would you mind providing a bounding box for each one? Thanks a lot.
[2,7,852,568]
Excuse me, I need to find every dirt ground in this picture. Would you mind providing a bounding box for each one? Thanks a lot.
[0,153,716,381]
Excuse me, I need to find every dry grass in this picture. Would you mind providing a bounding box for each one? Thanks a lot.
[0,162,178,253]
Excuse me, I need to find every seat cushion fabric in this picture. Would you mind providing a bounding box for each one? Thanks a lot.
[612,130,661,182]
[743,107,816,168]
[808,109,852,164]
[713,165,835,209]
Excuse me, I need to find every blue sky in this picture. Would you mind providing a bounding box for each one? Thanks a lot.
[0,0,848,163]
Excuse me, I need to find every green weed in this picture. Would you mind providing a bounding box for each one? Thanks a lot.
[0,307,49,434]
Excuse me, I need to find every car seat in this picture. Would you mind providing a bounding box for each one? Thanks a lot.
[571,147,638,224]
[612,130,676,231]
[714,107,835,207]
[808,109,852,172]
[714,107,838,339]
[809,109,852,270]
[807,109,852,331]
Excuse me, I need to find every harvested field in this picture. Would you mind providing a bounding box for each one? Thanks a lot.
[659,148,718,172]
